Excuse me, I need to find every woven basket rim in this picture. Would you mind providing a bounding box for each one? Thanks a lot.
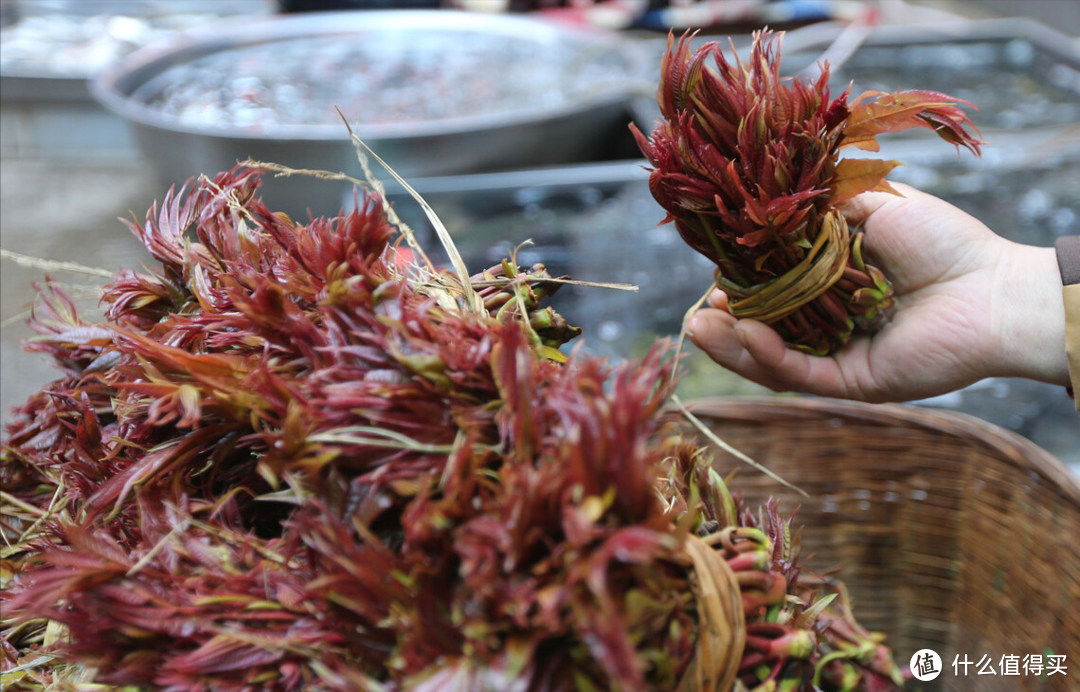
[684,395,1080,506]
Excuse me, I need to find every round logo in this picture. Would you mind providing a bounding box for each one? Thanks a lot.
[910,649,943,681]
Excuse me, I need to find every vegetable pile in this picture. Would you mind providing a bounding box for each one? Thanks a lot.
[2,89,906,692]
[632,30,983,355]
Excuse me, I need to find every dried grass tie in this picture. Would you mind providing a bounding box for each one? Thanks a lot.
[719,211,851,325]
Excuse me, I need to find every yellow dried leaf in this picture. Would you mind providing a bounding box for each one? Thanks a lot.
[580,495,606,523]
[830,158,904,206]
[44,619,68,647]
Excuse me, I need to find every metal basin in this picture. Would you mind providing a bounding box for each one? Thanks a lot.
[0,1,274,100]
[90,10,641,216]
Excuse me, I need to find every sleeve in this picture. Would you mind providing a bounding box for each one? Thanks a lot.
[1055,235,1080,411]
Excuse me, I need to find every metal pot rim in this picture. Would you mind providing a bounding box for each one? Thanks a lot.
[90,9,641,142]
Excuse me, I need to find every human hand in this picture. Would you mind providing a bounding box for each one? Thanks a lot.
[685,182,1069,402]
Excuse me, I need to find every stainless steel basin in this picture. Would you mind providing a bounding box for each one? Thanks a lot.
[90,10,642,216]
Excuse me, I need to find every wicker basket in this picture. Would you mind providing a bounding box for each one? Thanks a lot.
[686,397,1080,692]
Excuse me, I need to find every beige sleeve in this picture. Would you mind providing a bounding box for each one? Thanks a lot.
[1066,284,1080,412]
[1057,235,1080,411]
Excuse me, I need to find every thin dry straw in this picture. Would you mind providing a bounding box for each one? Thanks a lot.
[671,284,715,391]
[125,518,192,578]
[243,157,439,276]
[337,112,482,314]
[0,248,113,278]
[470,276,639,292]
[242,159,639,298]
[671,394,808,498]
[309,426,456,454]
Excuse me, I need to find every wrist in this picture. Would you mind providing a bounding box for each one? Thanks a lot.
[992,244,1070,386]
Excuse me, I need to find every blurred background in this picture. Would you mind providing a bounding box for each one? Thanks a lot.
[1,0,1077,471]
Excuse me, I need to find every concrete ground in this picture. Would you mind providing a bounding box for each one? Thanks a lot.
[1,158,158,416]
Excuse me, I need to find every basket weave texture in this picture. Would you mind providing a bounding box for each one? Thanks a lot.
[686,397,1080,692]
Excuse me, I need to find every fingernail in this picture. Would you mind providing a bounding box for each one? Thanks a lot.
[684,315,698,338]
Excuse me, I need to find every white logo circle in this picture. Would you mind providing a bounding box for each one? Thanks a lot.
[910,649,943,681]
